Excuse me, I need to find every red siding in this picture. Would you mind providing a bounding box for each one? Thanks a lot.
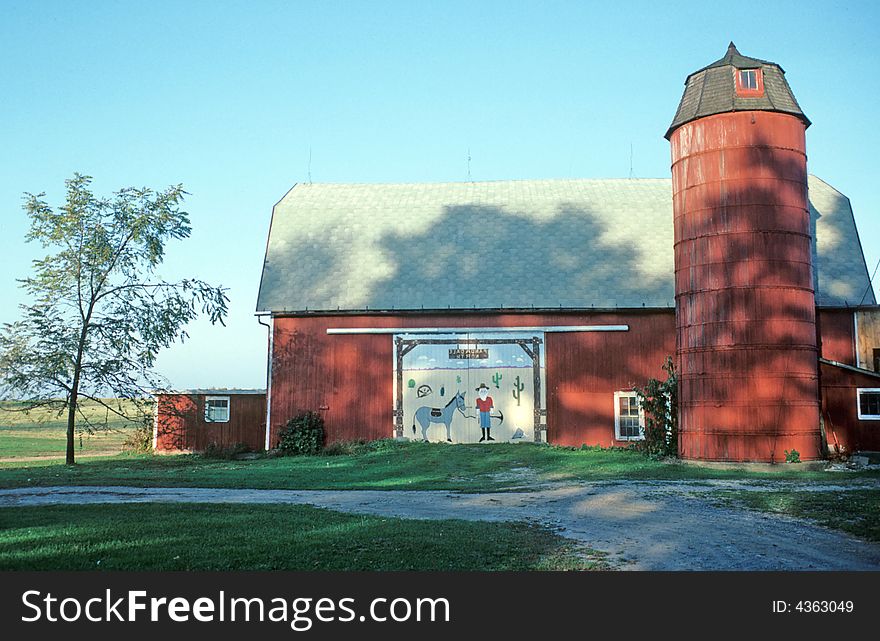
[155,393,266,452]
[817,310,856,365]
[270,311,676,448]
[670,111,821,462]
[546,313,675,446]
[820,362,880,453]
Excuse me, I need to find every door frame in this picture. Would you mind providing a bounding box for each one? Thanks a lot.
[394,335,545,442]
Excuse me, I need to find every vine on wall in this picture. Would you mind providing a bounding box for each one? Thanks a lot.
[633,356,678,457]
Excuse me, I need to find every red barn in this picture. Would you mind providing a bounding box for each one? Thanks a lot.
[153,389,266,453]
[255,44,880,461]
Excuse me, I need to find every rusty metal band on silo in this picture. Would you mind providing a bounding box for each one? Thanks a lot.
[670,110,820,461]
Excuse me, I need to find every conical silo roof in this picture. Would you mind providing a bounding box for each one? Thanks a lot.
[665,42,810,139]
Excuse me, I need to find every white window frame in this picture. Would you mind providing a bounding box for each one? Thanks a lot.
[205,395,231,423]
[614,391,645,441]
[740,69,757,90]
[857,388,880,421]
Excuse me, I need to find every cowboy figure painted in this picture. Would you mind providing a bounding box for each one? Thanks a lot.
[476,383,495,442]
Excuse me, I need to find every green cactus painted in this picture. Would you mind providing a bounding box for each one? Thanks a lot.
[456,375,462,384]
[512,375,524,406]
[492,372,502,388]
[440,386,445,397]
[408,379,416,389]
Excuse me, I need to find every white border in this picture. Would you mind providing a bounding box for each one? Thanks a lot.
[857,388,880,420]
[205,395,231,423]
[614,390,645,441]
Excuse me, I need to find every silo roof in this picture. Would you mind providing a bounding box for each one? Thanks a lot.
[665,42,810,139]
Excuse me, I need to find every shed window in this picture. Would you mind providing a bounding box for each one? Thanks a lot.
[858,389,880,420]
[740,69,757,90]
[615,391,644,440]
[205,396,230,423]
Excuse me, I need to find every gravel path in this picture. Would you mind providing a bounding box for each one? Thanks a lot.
[2,481,879,571]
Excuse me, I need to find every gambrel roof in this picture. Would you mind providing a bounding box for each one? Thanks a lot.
[256,175,875,313]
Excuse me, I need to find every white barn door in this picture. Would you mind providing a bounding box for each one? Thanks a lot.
[395,332,545,443]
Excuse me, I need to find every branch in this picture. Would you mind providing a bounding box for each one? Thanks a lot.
[94,281,181,303]
[76,216,85,321]
[0,398,66,414]
[91,227,137,302]
[75,393,151,430]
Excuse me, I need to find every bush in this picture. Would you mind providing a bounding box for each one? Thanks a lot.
[633,356,679,458]
[278,411,325,455]
[203,442,251,460]
[122,423,153,453]
[784,449,801,464]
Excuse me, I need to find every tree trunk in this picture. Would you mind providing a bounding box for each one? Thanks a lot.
[66,387,77,465]
[66,318,89,466]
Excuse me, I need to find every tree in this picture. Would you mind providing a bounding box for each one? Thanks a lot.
[0,174,228,464]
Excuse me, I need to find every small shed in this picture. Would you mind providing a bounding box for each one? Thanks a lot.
[152,389,266,453]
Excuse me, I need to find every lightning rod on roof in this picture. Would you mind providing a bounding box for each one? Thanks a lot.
[308,147,313,184]
[467,148,472,182]
[859,256,880,305]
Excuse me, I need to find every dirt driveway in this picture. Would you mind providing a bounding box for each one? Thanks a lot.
[1,481,879,570]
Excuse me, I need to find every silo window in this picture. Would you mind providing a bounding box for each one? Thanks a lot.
[857,389,880,420]
[614,391,645,440]
[735,68,763,96]
[205,395,231,423]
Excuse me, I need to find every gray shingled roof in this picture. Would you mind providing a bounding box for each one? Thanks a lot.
[809,177,876,306]
[666,43,810,139]
[256,176,875,313]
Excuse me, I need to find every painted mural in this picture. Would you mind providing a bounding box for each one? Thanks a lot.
[395,332,546,443]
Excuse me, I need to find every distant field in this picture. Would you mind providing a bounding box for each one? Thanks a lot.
[0,399,149,460]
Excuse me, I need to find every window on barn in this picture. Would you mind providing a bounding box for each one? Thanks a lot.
[614,391,644,440]
[735,68,763,96]
[873,348,880,373]
[205,396,230,423]
[857,389,880,420]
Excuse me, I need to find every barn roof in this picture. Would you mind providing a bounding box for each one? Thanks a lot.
[666,42,810,139]
[256,175,875,314]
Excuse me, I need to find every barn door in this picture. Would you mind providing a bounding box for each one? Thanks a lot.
[395,332,545,443]
[465,334,543,443]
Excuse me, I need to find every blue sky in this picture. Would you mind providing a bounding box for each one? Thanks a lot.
[1,0,877,389]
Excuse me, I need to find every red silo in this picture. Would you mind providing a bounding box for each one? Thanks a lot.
[665,43,821,462]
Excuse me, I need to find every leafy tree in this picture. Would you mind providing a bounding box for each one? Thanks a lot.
[0,174,228,464]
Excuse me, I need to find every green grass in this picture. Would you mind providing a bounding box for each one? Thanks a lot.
[0,503,605,570]
[1,440,878,491]
[711,489,880,542]
[0,399,147,459]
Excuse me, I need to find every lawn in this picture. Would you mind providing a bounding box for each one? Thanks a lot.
[711,489,880,542]
[0,503,605,571]
[1,439,878,491]
[0,399,147,460]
